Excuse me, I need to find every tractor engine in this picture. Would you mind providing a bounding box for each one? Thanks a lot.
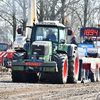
[31,41,52,61]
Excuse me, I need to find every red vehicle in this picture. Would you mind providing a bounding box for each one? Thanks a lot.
[91,37,100,41]
[0,43,15,68]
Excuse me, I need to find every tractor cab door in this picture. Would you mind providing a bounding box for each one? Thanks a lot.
[58,27,66,50]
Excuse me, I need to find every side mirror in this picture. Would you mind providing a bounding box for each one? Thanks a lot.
[17,28,22,34]
[67,30,73,35]
[60,39,65,44]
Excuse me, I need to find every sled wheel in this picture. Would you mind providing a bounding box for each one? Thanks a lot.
[88,73,96,82]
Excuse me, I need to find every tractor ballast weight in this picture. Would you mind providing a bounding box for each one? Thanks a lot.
[11,21,79,84]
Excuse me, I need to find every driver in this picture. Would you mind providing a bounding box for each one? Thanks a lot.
[84,37,93,44]
[46,30,56,41]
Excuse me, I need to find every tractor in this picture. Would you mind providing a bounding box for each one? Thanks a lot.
[11,21,79,84]
[0,42,14,69]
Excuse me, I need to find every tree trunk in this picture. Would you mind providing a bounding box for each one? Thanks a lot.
[39,0,44,21]
[13,0,16,42]
[23,0,26,32]
[61,0,65,24]
[13,13,16,41]
[84,0,88,27]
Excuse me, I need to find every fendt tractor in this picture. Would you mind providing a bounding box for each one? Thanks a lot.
[11,21,80,84]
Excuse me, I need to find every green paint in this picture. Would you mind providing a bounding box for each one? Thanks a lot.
[43,67,55,72]
[12,66,24,71]
[46,67,49,71]
[43,67,45,71]
[50,67,55,71]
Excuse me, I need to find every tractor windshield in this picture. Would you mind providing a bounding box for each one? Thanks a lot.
[35,26,58,42]
[0,43,8,51]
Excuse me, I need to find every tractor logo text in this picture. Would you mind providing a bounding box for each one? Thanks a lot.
[82,29,98,36]
[25,62,41,66]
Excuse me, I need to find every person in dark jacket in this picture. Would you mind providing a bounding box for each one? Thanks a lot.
[84,37,93,44]
[46,30,56,41]
[71,35,77,45]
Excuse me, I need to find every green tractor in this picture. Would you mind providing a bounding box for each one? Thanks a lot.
[11,21,79,84]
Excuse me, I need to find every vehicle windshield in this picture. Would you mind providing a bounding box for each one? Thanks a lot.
[0,43,8,51]
[35,26,58,42]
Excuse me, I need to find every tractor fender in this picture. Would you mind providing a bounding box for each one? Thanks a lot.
[67,44,77,57]
[56,50,67,54]
[15,48,27,52]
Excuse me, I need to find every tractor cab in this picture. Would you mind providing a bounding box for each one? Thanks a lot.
[78,27,100,57]
[28,21,65,61]
[33,23,60,54]
[25,21,72,61]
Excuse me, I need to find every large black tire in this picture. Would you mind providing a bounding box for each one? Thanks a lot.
[12,51,27,82]
[88,73,96,82]
[88,68,98,82]
[52,54,68,84]
[78,59,83,81]
[27,72,38,83]
[39,72,52,82]
[67,50,79,83]
[12,70,27,82]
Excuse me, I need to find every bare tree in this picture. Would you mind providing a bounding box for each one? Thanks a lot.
[0,0,100,42]
[0,0,28,41]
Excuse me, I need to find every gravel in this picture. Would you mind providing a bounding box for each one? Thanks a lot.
[0,71,100,100]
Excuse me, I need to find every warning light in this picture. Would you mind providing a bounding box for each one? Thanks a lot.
[17,28,19,32]
[78,26,80,29]
[65,19,68,22]
[98,24,100,26]
[33,18,36,21]
[18,45,20,49]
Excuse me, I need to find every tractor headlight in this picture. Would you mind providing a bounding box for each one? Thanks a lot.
[39,57,45,60]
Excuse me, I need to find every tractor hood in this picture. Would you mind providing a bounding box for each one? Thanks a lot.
[31,41,52,57]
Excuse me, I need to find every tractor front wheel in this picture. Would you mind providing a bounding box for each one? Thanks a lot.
[52,54,68,84]
[67,50,79,83]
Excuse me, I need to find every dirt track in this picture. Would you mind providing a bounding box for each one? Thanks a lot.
[0,71,100,100]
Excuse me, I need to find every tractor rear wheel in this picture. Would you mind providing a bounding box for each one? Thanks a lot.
[12,70,27,82]
[52,54,68,84]
[67,50,79,83]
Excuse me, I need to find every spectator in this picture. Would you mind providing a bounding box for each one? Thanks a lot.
[46,30,56,41]
[84,37,93,44]
[70,35,77,45]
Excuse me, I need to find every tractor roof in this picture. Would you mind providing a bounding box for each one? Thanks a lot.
[36,21,65,28]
